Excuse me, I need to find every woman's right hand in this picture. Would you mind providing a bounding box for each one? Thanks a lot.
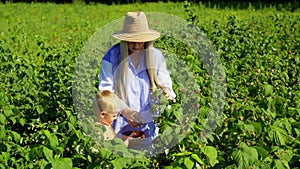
[121,110,143,128]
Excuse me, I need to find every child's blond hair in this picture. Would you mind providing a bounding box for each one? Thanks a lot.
[93,90,123,115]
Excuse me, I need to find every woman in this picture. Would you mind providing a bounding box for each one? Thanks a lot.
[98,11,175,150]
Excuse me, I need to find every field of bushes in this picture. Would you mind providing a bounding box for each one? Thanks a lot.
[0,1,299,168]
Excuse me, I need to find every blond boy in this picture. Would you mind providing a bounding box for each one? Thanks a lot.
[93,90,145,143]
[93,90,124,140]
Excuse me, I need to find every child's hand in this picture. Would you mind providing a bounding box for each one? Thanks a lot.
[122,131,145,147]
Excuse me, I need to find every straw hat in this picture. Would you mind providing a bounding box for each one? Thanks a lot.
[112,12,160,42]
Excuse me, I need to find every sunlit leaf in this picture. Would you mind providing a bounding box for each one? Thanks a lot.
[0,114,7,125]
[250,122,262,135]
[254,146,269,160]
[51,158,73,169]
[232,142,258,169]
[184,157,194,169]
[274,159,289,169]
[3,106,13,118]
[268,125,289,145]
[43,130,58,150]
[10,131,20,143]
[100,147,112,159]
[111,158,132,169]
[191,153,205,165]
[201,145,218,166]
[276,149,293,162]
[43,146,53,161]
[263,83,273,97]
[274,118,292,135]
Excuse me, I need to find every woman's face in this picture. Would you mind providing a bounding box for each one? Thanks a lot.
[127,42,145,54]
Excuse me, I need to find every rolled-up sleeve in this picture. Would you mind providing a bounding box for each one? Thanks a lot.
[154,49,176,99]
[98,60,114,91]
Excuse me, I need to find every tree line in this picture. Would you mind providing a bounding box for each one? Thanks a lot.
[1,0,298,5]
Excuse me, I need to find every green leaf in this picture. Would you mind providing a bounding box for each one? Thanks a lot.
[274,159,289,169]
[19,118,26,126]
[202,145,217,160]
[111,158,131,169]
[3,106,13,117]
[87,155,92,163]
[191,154,205,165]
[36,105,44,114]
[184,157,194,169]
[263,83,273,96]
[232,142,258,169]
[173,108,183,122]
[294,128,300,138]
[51,158,73,169]
[9,116,16,125]
[1,152,10,163]
[43,130,58,150]
[69,115,77,126]
[244,124,255,132]
[50,136,58,151]
[0,164,6,169]
[276,149,293,162]
[10,131,21,143]
[164,167,175,169]
[262,108,276,119]
[175,152,192,156]
[160,126,174,145]
[0,128,5,141]
[254,146,269,160]
[74,129,83,139]
[201,145,218,166]
[250,122,262,135]
[43,146,53,161]
[100,147,112,159]
[44,130,51,140]
[268,125,289,145]
[39,159,50,169]
[29,145,44,160]
[274,118,292,135]
[0,113,7,124]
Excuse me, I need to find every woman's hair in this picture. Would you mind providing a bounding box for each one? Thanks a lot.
[145,42,164,90]
[94,90,122,114]
[114,41,164,103]
[114,41,129,103]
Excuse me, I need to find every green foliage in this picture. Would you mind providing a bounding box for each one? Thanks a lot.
[0,1,299,168]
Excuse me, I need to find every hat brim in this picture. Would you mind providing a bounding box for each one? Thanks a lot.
[112,30,160,42]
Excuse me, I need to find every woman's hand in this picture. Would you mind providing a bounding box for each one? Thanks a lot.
[121,110,143,128]
[163,87,176,103]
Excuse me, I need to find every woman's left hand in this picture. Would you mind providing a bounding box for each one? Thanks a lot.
[163,88,176,103]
